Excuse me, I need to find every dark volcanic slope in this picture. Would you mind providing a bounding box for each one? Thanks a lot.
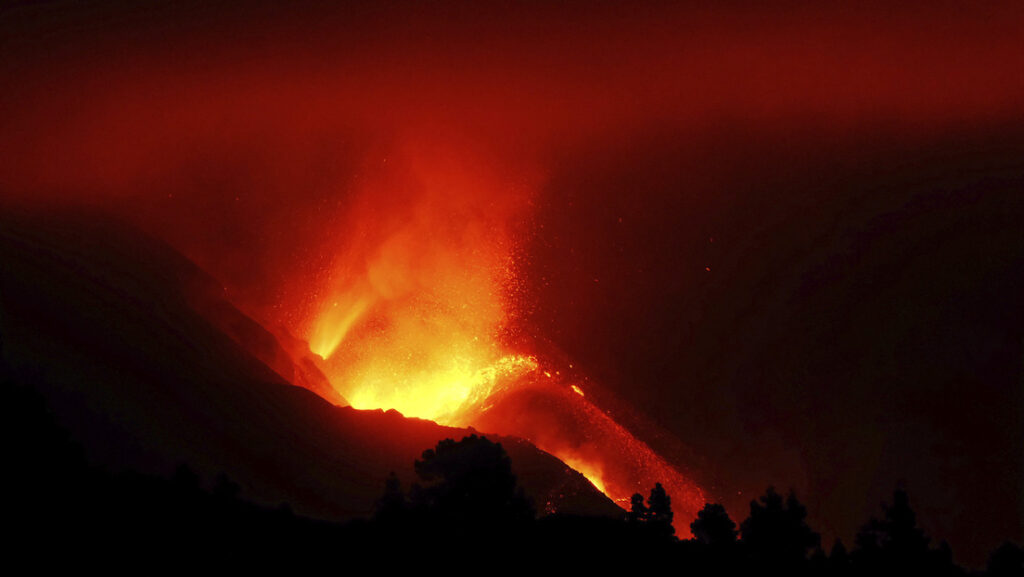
[0,208,618,521]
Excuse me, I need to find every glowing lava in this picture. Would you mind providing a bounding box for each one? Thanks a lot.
[307,141,704,526]
[342,353,539,426]
[559,454,609,495]
[307,141,531,425]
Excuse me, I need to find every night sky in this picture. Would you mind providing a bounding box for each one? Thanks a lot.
[2,1,1023,566]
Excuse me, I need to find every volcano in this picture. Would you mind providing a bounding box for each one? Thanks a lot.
[0,208,622,522]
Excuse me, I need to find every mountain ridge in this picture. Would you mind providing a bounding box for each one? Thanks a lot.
[0,206,621,521]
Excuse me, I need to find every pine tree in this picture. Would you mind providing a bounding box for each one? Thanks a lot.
[647,482,675,539]
[690,503,738,547]
[740,487,820,567]
[627,492,648,524]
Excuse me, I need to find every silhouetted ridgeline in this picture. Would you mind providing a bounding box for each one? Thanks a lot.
[4,358,1020,573]
[0,209,619,524]
[0,210,1019,572]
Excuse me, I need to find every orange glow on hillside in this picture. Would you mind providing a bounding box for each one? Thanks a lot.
[559,454,609,495]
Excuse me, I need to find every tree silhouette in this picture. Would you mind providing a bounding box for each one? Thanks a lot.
[213,473,241,501]
[690,503,738,547]
[627,492,648,525]
[626,482,675,541]
[373,472,407,524]
[410,435,534,528]
[987,541,1024,577]
[829,538,854,576]
[740,487,820,567]
[647,483,673,531]
[855,489,928,562]
[853,488,958,576]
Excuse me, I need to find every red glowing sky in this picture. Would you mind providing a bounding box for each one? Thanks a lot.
[4,1,1023,335]
[5,2,1024,196]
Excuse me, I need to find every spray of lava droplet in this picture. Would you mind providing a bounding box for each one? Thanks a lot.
[307,140,704,526]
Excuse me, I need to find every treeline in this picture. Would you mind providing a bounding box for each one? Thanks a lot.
[3,371,352,570]
[3,362,1021,573]
[365,435,1023,575]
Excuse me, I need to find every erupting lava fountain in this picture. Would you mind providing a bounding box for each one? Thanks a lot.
[301,141,706,523]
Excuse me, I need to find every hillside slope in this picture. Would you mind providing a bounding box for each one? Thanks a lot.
[0,208,620,520]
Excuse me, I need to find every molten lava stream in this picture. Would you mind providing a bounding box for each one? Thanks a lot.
[314,321,705,528]
[467,368,706,519]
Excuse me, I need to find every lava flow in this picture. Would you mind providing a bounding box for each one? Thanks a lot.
[305,142,705,525]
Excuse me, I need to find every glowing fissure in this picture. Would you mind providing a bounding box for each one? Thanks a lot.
[344,353,539,425]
